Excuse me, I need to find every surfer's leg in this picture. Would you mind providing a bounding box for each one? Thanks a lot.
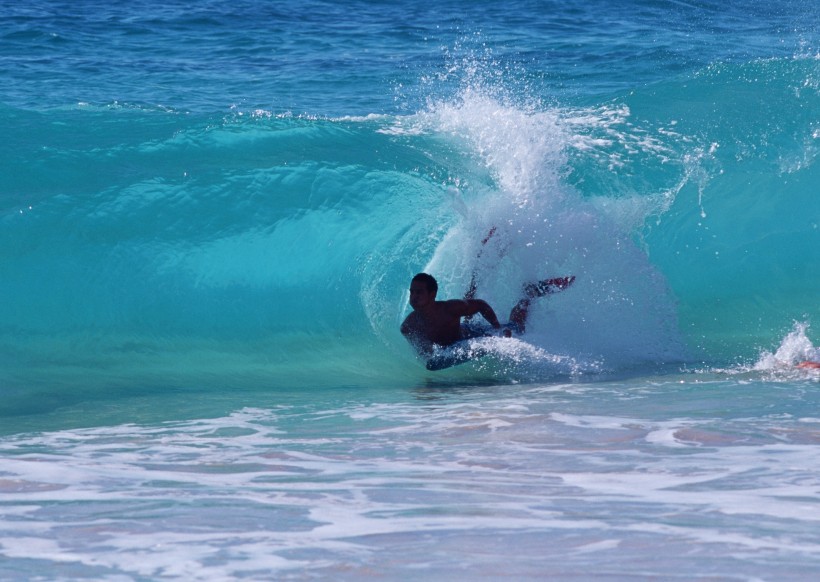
[508,298,531,333]
[508,276,576,333]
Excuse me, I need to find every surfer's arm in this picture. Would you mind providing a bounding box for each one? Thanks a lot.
[448,299,502,329]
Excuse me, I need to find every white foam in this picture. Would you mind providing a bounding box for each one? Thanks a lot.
[3,391,820,578]
[549,412,636,430]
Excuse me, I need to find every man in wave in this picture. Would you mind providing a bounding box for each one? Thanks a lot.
[797,349,820,369]
[401,272,574,359]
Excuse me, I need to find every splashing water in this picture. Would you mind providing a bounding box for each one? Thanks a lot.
[407,86,686,373]
[755,321,820,370]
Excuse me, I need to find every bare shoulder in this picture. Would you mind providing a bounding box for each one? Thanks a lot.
[443,298,486,317]
[441,299,470,313]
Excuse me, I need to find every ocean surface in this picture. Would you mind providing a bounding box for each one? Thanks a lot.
[1,0,819,579]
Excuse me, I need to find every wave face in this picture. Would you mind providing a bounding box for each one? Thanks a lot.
[1,0,819,415]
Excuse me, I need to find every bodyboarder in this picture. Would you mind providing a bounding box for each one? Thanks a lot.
[400,272,574,363]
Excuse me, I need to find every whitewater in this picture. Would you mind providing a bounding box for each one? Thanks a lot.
[1,0,819,579]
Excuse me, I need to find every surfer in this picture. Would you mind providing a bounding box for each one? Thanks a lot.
[797,361,820,369]
[796,347,820,369]
[401,272,574,359]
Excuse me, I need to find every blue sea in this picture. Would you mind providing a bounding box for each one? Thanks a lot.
[2,0,820,579]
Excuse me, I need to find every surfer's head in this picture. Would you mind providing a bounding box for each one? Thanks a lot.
[409,273,438,310]
[411,273,438,294]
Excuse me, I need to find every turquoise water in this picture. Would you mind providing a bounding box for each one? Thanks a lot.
[1,0,820,579]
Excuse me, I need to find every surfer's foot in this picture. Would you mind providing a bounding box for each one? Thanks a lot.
[524,275,575,298]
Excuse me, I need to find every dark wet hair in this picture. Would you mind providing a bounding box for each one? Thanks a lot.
[412,272,438,294]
